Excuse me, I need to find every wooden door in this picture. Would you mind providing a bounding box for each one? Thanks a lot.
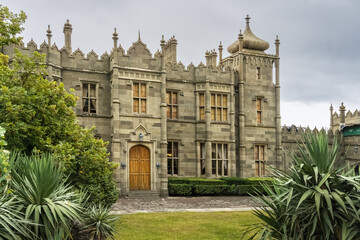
[129,145,151,190]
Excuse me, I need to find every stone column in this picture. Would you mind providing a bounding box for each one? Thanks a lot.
[110,29,122,194]
[160,36,168,197]
[230,70,236,176]
[238,30,246,177]
[275,36,282,170]
[46,25,53,81]
[205,77,212,178]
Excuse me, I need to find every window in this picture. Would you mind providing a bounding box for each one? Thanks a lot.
[166,91,178,119]
[256,98,262,124]
[211,143,228,177]
[211,93,228,121]
[167,142,179,175]
[255,145,265,176]
[199,93,205,120]
[133,83,146,113]
[256,67,260,80]
[200,143,206,175]
[82,83,96,114]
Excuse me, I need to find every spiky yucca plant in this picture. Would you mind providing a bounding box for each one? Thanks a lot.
[80,204,118,240]
[10,153,82,239]
[247,132,360,240]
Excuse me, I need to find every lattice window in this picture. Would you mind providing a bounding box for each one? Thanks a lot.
[82,83,96,114]
[133,83,146,113]
[211,93,228,121]
[255,145,265,176]
[167,141,179,175]
[166,91,178,119]
[211,143,228,177]
[199,93,205,120]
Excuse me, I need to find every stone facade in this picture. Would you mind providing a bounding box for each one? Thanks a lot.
[2,16,284,197]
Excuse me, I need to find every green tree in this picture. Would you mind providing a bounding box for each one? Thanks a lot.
[0,4,26,48]
[0,4,118,206]
[248,132,360,240]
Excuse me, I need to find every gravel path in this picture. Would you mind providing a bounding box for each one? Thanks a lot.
[111,196,259,214]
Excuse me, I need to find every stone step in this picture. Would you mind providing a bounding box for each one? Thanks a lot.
[126,190,160,199]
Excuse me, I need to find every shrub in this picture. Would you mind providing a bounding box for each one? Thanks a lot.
[168,184,192,196]
[79,204,118,240]
[10,152,82,239]
[249,132,360,239]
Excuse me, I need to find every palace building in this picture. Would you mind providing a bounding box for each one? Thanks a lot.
[2,16,287,197]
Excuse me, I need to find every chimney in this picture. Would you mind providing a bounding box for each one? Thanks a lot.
[63,19,72,53]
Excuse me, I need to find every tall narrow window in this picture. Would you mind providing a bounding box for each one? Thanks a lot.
[256,98,262,124]
[255,145,265,176]
[133,83,146,113]
[199,93,205,120]
[200,143,206,175]
[256,67,260,80]
[82,83,96,114]
[211,143,228,177]
[167,142,179,175]
[166,91,178,119]
[210,93,228,121]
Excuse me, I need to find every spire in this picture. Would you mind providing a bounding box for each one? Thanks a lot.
[238,29,243,51]
[275,35,280,57]
[245,15,250,26]
[340,102,346,126]
[112,28,118,50]
[218,41,223,64]
[46,25,52,47]
[138,30,141,41]
[160,35,165,48]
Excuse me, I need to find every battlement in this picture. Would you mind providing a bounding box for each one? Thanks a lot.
[330,103,360,130]
[281,125,338,144]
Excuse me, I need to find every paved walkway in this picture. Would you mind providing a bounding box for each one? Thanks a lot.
[111,196,258,215]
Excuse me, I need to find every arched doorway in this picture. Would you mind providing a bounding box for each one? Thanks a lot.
[129,145,151,190]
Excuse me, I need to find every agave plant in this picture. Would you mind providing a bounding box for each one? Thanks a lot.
[9,153,83,239]
[80,204,118,240]
[248,132,360,240]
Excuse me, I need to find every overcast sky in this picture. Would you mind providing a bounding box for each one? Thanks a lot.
[3,0,360,129]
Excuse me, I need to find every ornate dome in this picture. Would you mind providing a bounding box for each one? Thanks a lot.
[227,15,270,53]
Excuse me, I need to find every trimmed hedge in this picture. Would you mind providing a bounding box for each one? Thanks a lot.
[168,177,271,196]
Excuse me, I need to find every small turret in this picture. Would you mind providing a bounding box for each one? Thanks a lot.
[275,35,280,57]
[218,42,223,65]
[211,49,217,67]
[205,50,210,67]
[112,28,118,50]
[330,103,334,129]
[238,29,243,51]
[340,102,346,127]
[46,25,52,47]
[164,36,177,65]
[63,19,72,53]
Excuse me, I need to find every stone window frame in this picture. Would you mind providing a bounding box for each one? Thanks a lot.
[256,67,261,80]
[81,81,99,115]
[200,142,206,175]
[167,141,179,176]
[132,82,147,114]
[256,97,262,125]
[198,92,205,121]
[210,93,228,122]
[166,90,179,119]
[254,144,266,176]
[211,143,229,177]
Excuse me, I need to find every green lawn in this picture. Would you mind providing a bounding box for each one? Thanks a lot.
[113,211,261,240]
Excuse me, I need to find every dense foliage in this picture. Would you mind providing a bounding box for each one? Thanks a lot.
[0,4,118,207]
[248,132,360,240]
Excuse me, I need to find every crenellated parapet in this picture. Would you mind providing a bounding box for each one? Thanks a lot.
[330,103,360,130]
[281,125,338,144]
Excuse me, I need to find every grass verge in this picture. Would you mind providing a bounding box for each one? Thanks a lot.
[114,211,260,240]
